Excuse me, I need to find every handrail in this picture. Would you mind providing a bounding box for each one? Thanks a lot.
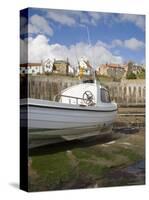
[54,94,86,102]
[54,94,96,106]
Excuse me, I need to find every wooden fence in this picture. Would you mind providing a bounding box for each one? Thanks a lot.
[20,76,145,106]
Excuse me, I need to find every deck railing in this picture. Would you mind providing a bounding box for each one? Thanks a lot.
[53,94,86,105]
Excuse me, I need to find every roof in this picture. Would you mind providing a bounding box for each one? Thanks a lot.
[53,60,69,65]
[20,63,41,67]
[100,63,127,69]
[84,61,92,68]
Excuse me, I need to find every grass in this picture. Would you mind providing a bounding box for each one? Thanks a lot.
[29,129,145,191]
[29,152,75,191]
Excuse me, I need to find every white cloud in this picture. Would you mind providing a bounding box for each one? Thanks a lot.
[81,12,145,30]
[29,15,53,36]
[118,14,145,31]
[25,10,145,33]
[80,12,145,30]
[89,12,111,26]
[20,39,28,63]
[21,35,144,65]
[21,15,53,37]
[124,38,144,51]
[110,38,144,51]
[46,10,92,27]
[21,11,145,36]
[79,14,90,25]
[47,10,76,26]
[111,39,123,47]
[89,12,101,20]
[95,40,109,49]
[46,10,109,27]
[88,12,102,25]
[23,35,123,67]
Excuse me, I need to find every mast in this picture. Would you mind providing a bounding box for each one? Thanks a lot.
[86,26,96,83]
[77,25,97,83]
[86,26,99,104]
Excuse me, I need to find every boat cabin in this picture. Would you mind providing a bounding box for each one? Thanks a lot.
[54,82,111,106]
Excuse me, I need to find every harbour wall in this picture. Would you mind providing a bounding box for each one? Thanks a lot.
[106,79,145,106]
[21,76,145,106]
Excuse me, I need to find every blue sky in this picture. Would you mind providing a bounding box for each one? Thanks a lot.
[20,8,145,66]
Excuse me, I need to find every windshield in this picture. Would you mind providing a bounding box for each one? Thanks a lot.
[101,88,111,103]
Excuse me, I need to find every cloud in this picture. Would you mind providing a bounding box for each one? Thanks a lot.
[21,15,53,37]
[80,12,145,30]
[20,39,28,63]
[111,38,144,51]
[24,35,143,66]
[47,10,113,27]
[124,38,144,51]
[88,12,112,26]
[20,16,27,28]
[46,10,92,26]
[46,10,110,27]
[84,12,145,30]
[25,10,145,33]
[46,10,76,26]
[20,16,28,35]
[118,14,145,31]
[23,35,123,67]
[29,15,53,36]
[111,39,123,47]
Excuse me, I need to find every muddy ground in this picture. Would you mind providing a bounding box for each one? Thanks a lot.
[28,108,145,192]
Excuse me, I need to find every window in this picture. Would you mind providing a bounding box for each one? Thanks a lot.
[53,65,56,71]
[101,88,111,103]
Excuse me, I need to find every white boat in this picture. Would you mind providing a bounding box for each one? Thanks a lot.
[20,81,117,148]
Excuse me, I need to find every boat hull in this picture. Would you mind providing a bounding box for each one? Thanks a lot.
[20,98,117,148]
[21,99,117,129]
[28,125,113,148]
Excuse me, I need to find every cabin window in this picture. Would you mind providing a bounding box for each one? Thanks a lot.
[53,65,56,71]
[101,88,111,103]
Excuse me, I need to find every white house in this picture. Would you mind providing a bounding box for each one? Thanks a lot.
[20,63,43,75]
[42,59,53,73]
[20,59,75,76]
[76,57,93,77]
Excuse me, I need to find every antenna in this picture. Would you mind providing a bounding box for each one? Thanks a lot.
[77,24,97,82]
[85,25,96,83]
[86,26,91,46]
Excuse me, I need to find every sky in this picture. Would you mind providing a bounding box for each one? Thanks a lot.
[20,8,145,68]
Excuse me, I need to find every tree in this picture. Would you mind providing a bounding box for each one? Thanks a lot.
[127,61,134,72]
[137,69,145,79]
[126,71,137,79]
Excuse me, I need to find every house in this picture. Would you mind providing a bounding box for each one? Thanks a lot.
[53,59,69,74]
[52,59,74,76]
[97,63,128,78]
[20,59,75,76]
[76,57,94,78]
[20,63,43,75]
[131,64,143,75]
[42,59,53,73]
